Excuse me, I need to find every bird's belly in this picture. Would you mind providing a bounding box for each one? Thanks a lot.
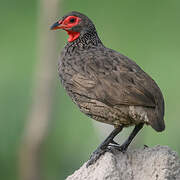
[73,96,135,127]
[59,77,150,127]
[79,101,150,127]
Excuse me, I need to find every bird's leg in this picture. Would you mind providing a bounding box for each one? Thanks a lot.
[117,123,144,152]
[86,125,123,167]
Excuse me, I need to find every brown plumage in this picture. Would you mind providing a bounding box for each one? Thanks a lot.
[51,11,165,166]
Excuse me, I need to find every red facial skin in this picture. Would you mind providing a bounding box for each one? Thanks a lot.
[52,16,81,42]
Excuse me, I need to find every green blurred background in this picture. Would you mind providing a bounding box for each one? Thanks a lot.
[1,0,180,179]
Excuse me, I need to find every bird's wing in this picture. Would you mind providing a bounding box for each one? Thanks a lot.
[71,52,156,108]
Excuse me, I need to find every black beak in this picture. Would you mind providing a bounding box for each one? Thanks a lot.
[50,21,60,30]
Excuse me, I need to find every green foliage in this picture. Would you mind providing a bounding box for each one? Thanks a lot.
[1,0,180,179]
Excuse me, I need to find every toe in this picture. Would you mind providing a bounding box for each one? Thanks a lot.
[86,148,107,167]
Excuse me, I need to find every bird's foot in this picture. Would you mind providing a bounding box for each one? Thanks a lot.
[108,143,128,153]
[117,144,128,153]
[86,126,123,167]
[86,146,111,167]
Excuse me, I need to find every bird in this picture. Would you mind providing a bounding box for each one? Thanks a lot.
[50,11,165,167]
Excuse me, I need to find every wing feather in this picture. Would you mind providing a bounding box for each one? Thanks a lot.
[71,52,156,108]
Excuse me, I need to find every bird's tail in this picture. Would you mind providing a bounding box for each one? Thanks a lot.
[149,99,165,132]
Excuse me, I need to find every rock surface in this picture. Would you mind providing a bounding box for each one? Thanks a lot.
[66,145,180,180]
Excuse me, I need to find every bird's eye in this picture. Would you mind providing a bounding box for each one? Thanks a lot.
[69,18,76,23]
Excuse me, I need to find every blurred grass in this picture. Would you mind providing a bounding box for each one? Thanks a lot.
[1,0,180,179]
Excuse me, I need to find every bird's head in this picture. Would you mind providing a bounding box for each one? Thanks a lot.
[50,11,96,42]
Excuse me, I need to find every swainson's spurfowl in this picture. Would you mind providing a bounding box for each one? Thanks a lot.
[51,11,165,167]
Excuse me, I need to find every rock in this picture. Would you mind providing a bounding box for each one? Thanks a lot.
[66,145,180,180]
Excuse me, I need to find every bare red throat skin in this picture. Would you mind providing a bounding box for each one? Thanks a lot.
[66,30,80,42]
[51,16,81,42]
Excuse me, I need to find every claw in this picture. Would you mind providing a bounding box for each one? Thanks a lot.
[117,142,130,153]
[144,144,149,149]
[118,146,127,153]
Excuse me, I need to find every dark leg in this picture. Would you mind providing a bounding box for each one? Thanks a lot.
[117,123,144,152]
[86,125,123,167]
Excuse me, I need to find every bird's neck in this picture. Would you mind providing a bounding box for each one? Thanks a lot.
[64,31,103,54]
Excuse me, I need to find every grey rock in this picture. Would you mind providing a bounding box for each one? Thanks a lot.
[66,146,180,180]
